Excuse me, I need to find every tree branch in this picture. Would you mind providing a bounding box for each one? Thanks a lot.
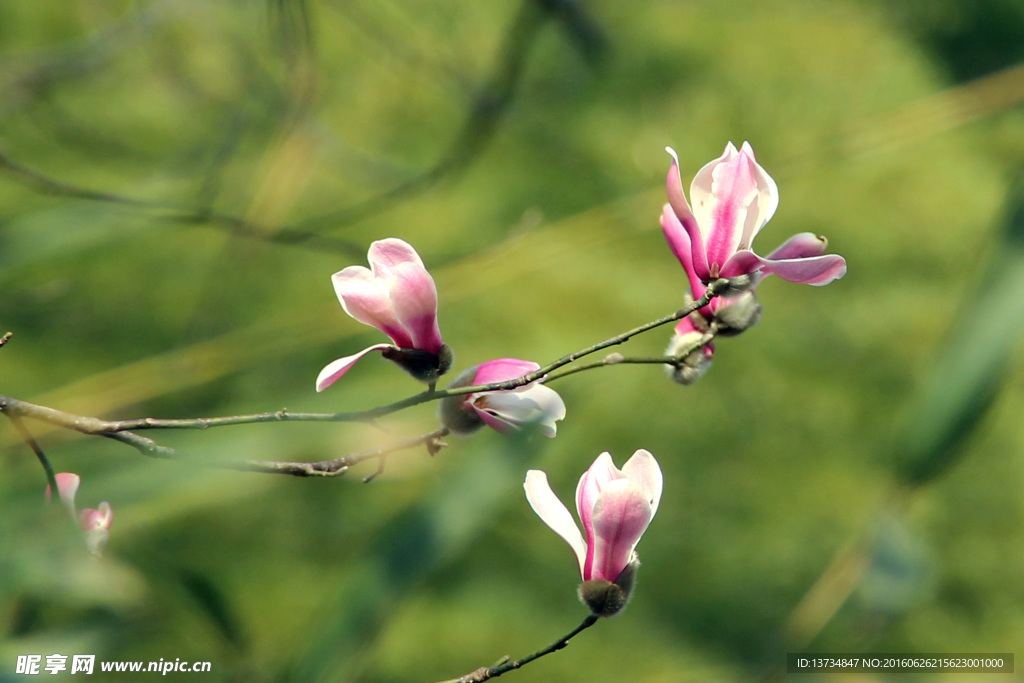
[438,614,600,682]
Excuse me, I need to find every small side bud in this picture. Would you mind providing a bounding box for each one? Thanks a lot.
[603,352,625,365]
[382,344,453,383]
[665,319,713,385]
[712,292,763,337]
[437,366,485,435]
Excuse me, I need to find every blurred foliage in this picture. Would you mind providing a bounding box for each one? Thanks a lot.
[2,0,1024,681]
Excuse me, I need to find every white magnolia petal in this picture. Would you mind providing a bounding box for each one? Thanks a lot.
[524,470,587,575]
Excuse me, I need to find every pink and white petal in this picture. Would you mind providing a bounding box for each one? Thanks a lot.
[757,253,848,285]
[574,452,621,578]
[665,148,711,281]
[705,148,758,269]
[719,250,767,279]
[333,267,413,348]
[315,344,392,392]
[46,472,81,508]
[739,142,780,237]
[766,232,829,260]
[524,470,587,575]
[367,238,426,276]
[473,358,540,385]
[80,502,113,531]
[589,480,654,582]
[470,385,564,437]
[620,449,663,518]
[388,262,443,353]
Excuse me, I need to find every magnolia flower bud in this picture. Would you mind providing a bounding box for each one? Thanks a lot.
[711,291,763,336]
[578,557,639,617]
[665,317,713,385]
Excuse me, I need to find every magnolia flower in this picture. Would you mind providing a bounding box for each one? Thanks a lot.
[46,472,113,557]
[524,449,662,616]
[663,143,846,295]
[438,358,566,438]
[316,238,452,391]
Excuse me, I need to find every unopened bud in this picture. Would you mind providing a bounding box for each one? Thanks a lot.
[712,292,762,336]
[382,343,453,383]
[665,321,713,385]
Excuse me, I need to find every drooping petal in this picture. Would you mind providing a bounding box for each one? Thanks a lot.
[470,384,565,437]
[315,343,393,392]
[765,232,828,260]
[472,358,540,385]
[524,470,587,576]
[589,480,654,582]
[620,449,663,518]
[388,262,443,353]
[726,250,847,286]
[332,267,414,348]
[666,147,710,282]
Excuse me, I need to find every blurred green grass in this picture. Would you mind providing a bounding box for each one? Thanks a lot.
[2,0,1024,681]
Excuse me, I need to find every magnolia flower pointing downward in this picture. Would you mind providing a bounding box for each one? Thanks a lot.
[524,449,662,616]
[316,238,452,391]
[46,472,113,557]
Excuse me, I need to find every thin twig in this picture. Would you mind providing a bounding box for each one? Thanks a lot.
[7,415,58,494]
[438,614,600,683]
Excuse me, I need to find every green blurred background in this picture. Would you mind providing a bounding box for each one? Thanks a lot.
[2,0,1024,680]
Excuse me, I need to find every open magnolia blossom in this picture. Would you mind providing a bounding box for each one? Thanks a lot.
[438,358,566,438]
[524,449,662,616]
[46,472,113,557]
[316,238,452,391]
[663,143,846,295]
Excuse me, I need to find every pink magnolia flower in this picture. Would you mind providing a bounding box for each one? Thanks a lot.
[438,358,566,438]
[316,238,452,391]
[524,449,662,615]
[663,143,846,294]
[45,472,113,556]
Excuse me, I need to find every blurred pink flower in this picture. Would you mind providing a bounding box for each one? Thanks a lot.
[46,472,112,556]
[316,238,451,390]
[439,358,566,437]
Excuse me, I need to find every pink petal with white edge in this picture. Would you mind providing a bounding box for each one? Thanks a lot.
[388,262,443,354]
[739,251,847,286]
[367,237,426,275]
[620,449,663,517]
[46,472,81,509]
[589,479,654,582]
[524,470,587,575]
[575,452,620,579]
[702,144,759,271]
[315,343,392,392]
[333,267,414,348]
